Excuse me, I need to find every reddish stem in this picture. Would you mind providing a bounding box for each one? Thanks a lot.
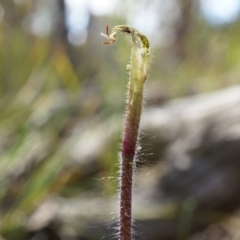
[101,25,150,240]
[119,85,143,240]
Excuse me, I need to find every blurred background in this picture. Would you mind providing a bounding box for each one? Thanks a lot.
[1,0,240,239]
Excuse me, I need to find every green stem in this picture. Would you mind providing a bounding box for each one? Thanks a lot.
[101,25,151,240]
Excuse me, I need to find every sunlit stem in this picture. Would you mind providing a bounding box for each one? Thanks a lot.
[101,25,151,240]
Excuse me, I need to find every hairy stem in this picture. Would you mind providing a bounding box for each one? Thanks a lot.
[120,84,143,240]
[101,25,151,240]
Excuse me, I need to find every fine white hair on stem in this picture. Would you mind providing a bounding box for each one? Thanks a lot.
[101,25,151,240]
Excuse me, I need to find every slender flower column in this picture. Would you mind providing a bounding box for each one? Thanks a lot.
[101,25,151,240]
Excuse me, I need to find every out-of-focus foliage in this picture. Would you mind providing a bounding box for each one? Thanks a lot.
[1,0,240,239]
